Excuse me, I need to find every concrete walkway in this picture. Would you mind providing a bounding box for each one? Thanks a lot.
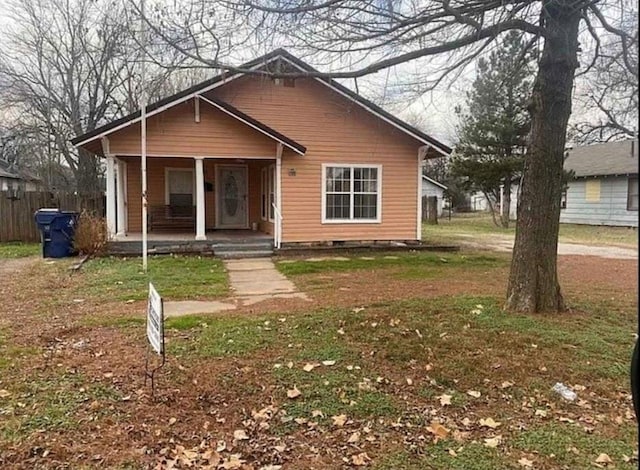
[225,258,308,305]
[164,258,308,317]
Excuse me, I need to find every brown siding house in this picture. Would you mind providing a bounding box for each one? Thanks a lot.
[72,49,450,248]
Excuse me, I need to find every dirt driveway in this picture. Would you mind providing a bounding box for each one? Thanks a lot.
[455,233,638,259]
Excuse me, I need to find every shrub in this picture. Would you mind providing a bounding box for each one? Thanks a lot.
[73,211,109,257]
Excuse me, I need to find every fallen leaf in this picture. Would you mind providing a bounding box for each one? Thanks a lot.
[535,409,548,417]
[479,417,501,429]
[467,390,481,398]
[287,386,301,399]
[322,360,336,366]
[351,452,371,466]
[483,435,502,448]
[518,457,534,467]
[426,422,450,440]
[233,429,249,441]
[594,453,613,464]
[303,363,318,372]
[406,378,413,386]
[311,409,324,418]
[332,414,348,427]
[0,390,11,398]
[500,381,514,389]
[348,432,360,443]
[168,417,177,426]
[438,394,452,406]
[220,454,244,469]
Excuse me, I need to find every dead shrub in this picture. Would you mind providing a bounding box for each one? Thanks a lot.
[73,211,109,257]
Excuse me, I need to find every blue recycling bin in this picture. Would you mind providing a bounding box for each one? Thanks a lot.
[34,209,79,258]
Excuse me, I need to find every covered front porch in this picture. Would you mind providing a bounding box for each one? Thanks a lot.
[105,154,282,245]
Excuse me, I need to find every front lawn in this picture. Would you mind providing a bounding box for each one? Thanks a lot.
[77,255,229,301]
[0,250,636,469]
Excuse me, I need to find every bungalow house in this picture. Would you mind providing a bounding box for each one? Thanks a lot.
[71,49,451,251]
[560,139,638,227]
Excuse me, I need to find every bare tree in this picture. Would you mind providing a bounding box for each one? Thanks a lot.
[572,4,638,143]
[140,0,634,313]
[0,0,191,192]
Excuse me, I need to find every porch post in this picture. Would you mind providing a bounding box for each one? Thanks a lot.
[116,159,127,236]
[275,143,283,249]
[194,157,206,240]
[103,139,116,238]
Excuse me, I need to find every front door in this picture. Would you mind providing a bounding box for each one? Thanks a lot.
[216,165,248,228]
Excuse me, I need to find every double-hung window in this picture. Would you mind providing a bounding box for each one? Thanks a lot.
[323,164,381,223]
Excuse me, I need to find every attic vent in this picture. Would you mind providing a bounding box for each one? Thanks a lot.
[273,77,296,88]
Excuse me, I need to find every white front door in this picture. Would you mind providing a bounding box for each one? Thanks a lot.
[216,165,248,228]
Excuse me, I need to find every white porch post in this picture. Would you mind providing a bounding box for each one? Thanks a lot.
[103,138,116,238]
[116,159,127,236]
[194,157,206,240]
[275,143,283,249]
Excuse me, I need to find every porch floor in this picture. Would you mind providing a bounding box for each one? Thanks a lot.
[113,230,272,243]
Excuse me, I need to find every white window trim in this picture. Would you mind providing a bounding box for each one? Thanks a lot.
[321,163,382,224]
[164,167,196,206]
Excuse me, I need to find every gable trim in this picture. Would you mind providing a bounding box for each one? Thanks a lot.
[196,95,306,155]
[422,175,447,190]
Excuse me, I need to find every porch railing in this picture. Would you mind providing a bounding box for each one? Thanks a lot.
[272,202,282,249]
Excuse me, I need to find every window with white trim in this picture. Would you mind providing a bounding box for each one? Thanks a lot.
[323,165,381,222]
[261,164,276,222]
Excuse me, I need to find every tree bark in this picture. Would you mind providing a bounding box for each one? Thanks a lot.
[76,148,101,194]
[506,1,581,313]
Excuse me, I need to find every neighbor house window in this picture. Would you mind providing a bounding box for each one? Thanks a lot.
[261,165,276,222]
[322,164,381,223]
[628,176,638,211]
[585,179,601,202]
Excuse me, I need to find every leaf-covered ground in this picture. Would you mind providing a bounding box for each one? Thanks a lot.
[0,251,636,469]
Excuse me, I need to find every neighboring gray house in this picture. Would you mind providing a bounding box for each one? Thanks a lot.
[422,175,447,216]
[560,140,638,227]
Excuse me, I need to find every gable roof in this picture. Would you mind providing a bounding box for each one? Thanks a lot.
[565,140,638,177]
[422,175,447,190]
[71,49,451,156]
[0,159,40,182]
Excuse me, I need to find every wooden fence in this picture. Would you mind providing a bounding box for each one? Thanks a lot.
[422,195,439,224]
[0,191,104,242]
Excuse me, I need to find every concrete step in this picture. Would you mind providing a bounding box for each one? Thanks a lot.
[216,250,273,259]
[211,242,273,252]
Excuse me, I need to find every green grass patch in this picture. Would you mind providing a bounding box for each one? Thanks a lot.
[273,366,397,423]
[169,315,278,358]
[0,373,123,442]
[513,423,637,469]
[375,442,514,470]
[0,242,40,258]
[78,255,228,301]
[277,252,506,276]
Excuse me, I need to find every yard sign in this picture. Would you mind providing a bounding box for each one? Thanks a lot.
[146,282,164,355]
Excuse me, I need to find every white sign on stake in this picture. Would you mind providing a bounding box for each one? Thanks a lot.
[146,282,164,355]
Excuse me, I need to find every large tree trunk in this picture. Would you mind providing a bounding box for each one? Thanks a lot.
[505,1,581,313]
